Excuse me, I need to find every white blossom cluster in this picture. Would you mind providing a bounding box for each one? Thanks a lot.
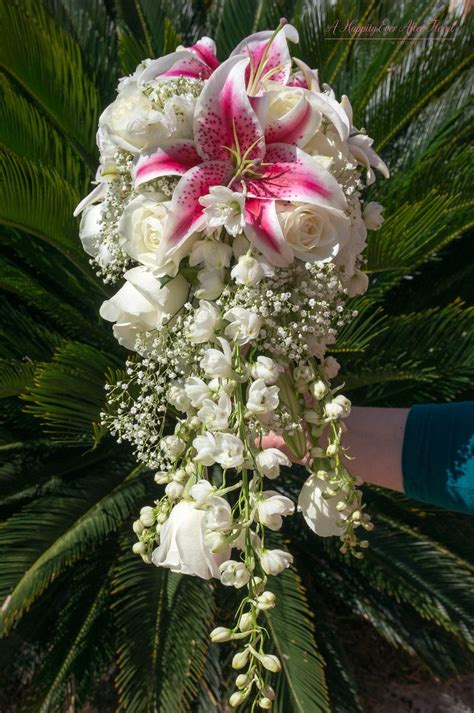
[77,23,387,710]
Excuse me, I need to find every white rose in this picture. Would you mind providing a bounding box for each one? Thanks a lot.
[119,193,185,275]
[255,449,291,479]
[224,306,262,346]
[99,83,157,154]
[298,474,345,537]
[187,300,220,343]
[255,492,295,531]
[363,201,384,230]
[251,357,281,385]
[259,548,293,576]
[278,204,350,263]
[246,379,279,415]
[152,500,230,579]
[99,267,188,352]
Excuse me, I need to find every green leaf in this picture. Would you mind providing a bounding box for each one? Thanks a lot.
[0,0,100,169]
[23,342,122,443]
[0,462,146,635]
[264,562,330,713]
[113,540,215,713]
[0,148,102,288]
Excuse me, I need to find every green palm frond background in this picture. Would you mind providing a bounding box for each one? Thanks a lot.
[0,0,473,711]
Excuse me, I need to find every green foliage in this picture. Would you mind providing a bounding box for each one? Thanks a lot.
[0,0,473,710]
[264,561,330,712]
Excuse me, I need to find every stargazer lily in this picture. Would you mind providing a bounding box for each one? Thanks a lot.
[133,23,347,266]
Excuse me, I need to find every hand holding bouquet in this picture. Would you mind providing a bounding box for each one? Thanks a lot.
[76,20,387,710]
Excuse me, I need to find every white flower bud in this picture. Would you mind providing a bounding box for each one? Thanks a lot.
[231,253,264,286]
[132,519,144,535]
[251,356,281,385]
[256,591,276,610]
[157,511,168,524]
[154,471,170,484]
[139,506,155,527]
[132,541,146,555]
[210,627,232,643]
[238,612,254,632]
[263,686,275,701]
[293,364,314,384]
[326,444,338,457]
[259,698,273,709]
[232,649,250,669]
[162,435,186,460]
[260,654,281,673]
[235,673,251,689]
[229,691,248,707]
[323,356,340,379]
[205,530,230,554]
[165,481,184,500]
[310,379,328,400]
[172,468,188,483]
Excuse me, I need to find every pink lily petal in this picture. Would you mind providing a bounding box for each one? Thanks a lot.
[264,89,321,146]
[138,50,213,84]
[244,198,293,266]
[244,143,347,211]
[190,37,220,70]
[162,161,234,251]
[133,140,201,187]
[231,25,299,88]
[194,56,265,162]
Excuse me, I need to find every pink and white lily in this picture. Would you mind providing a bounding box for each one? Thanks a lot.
[134,25,346,267]
[138,37,219,84]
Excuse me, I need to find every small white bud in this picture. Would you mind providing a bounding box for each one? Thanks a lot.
[260,654,281,673]
[229,691,248,707]
[326,444,338,457]
[263,686,275,701]
[310,380,328,400]
[235,674,251,689]
[232,649,250,669]
[256,591,276,610]
[238,612,254,632]
[165,481,184,500]
[132,519,144,535]
[132,541,146,555]
[154,471,170,484]
[259,698,273,710]
[157,511,168,524]
[139,506,155,527]
[210,627,232,643]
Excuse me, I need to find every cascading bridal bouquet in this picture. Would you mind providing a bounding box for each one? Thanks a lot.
[76,20,388,711]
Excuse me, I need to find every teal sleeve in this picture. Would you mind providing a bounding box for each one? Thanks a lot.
[402,402,474,515]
